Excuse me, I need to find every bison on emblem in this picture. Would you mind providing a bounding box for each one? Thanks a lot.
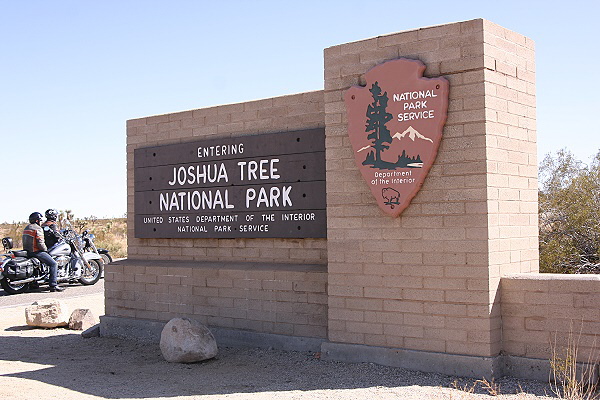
[382,187,401,209]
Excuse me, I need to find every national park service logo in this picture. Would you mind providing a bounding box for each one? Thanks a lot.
[345,58,449,217]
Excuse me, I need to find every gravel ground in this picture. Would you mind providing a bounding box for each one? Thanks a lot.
[0,292,558,399]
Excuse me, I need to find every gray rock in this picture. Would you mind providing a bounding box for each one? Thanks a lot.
[160,318,218,363]
[68,308,99,331]
[25,298,69,328]
[81,324,101,338]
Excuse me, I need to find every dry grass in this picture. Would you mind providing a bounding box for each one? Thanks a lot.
[476,378,501,396]
[0,217,127,258]
[550,324,599,400]
[450,377,502,396]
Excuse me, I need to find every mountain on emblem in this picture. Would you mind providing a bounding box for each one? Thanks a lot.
[393,126,433,143]
[344,58,449,217]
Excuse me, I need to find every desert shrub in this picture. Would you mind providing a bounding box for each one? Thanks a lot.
[62,213,128,259]
[0,221,25,250]
[0,214,127,258]
[539,149,600,273]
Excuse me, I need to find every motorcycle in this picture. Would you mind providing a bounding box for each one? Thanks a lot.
[81,229,112,266]
[0,226,103,295]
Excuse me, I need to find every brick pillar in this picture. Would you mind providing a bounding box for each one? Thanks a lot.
[322,19,536,376]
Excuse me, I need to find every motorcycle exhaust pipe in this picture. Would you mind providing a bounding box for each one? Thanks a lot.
[9,277,38,285]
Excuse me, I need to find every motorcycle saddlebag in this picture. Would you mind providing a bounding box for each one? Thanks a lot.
[3,257,37,280]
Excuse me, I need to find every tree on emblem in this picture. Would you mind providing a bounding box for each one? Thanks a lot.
[364,81,393,167]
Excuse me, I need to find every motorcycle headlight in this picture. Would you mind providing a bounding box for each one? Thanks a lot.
[2,237,13,250]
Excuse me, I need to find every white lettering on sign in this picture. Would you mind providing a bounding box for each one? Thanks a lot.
[237,159,280,181]
[397,109,434,122]
[168,163,229,186]
[196,215,239,223]
[281,213,315,221]
[159,189,235,211]
[245,186,292,208]
[392,89,438,122]
[177,225,207,232]
[239,224,269,232]
[392,90,438,101]
[168,215,189,223]
[403,100,427,110]
[375,170,413,178]
[197,143,244,158]
[143,216,163,223]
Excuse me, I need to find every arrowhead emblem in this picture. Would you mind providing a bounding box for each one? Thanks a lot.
[345,59,449,217]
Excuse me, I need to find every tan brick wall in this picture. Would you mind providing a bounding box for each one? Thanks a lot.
[482,19,539,358]
[105,261,328,338]
[114,91,328,335]
[324,19,536,357]
[502,274,600,362]
[125,91,326,264]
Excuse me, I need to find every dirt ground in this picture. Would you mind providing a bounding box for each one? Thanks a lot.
[0,291,557,399]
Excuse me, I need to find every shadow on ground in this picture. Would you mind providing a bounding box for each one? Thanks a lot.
[4,325,34,331]
[0,330,555,398]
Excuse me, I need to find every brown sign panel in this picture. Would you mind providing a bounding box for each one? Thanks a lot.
[345,58,449,217]
[134,129,326,238]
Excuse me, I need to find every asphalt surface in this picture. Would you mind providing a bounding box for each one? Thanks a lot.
[0,277,104,308]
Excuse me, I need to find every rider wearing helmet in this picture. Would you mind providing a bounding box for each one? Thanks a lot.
[42,209,61,249]
[23,212,63,292]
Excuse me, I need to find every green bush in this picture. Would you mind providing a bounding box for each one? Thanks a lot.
[539,149,600,273]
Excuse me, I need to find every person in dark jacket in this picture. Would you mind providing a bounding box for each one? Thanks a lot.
[42,209,61,249]
[23,212,63,292]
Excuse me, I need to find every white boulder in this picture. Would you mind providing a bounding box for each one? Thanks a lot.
[25,298,69,328]
[160,318,218,363]
[68,309,99,331]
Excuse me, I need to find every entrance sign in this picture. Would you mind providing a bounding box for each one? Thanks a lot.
[345,59,449,217]
[134,129,326,238]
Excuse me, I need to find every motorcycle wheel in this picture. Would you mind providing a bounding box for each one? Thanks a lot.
[0,278,29,294]
[79,259,103,286]
[101,253,112,265]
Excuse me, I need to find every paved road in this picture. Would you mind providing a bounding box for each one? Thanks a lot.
[0,278,104,308]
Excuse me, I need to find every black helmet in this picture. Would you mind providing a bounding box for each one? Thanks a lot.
[45,209,59,221]
[29,212,43,224]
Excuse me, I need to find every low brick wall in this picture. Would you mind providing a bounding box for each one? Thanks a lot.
[105,260,328,338]
[502,273,600,362]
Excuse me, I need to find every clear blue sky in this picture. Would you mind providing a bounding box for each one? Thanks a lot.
[1,0,598,223]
